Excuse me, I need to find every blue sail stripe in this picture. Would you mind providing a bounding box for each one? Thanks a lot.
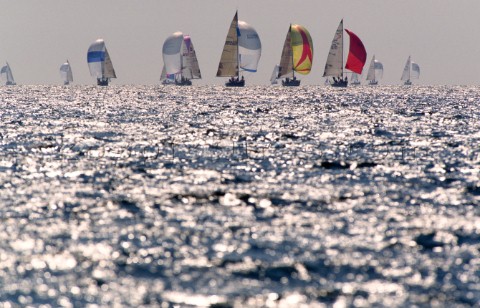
[87,51,105,63]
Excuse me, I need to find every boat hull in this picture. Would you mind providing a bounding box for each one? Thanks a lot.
[282,79,301,87]
[331,80,348,88]
[225,80,245,87]
[368,81,378,86]
[97,78,109,86]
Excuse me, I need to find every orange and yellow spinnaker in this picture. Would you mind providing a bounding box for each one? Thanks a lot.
[291,24,313,75]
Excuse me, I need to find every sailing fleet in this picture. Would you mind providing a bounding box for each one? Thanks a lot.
[0,12,420,87]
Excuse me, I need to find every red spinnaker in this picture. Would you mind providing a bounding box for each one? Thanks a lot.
[345,29,367,74]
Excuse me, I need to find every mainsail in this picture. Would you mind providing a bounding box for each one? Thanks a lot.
[345,29,367,74]
[163,32,184,77]
[1,62,15,85]
[182,35,201,79]
[401,56,411,81]
[323,20,344,77]
[87,39,116,80]
[217,12,239,77]
[60,60,73,85]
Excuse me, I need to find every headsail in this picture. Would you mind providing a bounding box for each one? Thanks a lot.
[411,62,420,80]
[271,65,280,84]
[323,20,344,77]
[291,24,313,75]
[345,29,367,74]
[163,32,184,77]
[87,39,116,79]
[238,20,261,73]
[217,12,239,77]
[60,60,73,84]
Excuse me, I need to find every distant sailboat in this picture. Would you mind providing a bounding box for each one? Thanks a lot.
[216,11,261,87]
[60,60,73,85]
[270,65,280,85]
[350,73,361,86]
[323,20,367,87]
[87,39,116,86]
[401,56,420,85]
[277,24,313,87]
[1,62,16,85]
[162,32,201,86]
[366,55,383,85]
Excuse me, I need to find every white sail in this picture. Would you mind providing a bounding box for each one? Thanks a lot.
[87,39,116,79]
[217,12,239,77]
[60,60,73,84]
[323,20,344,77]
[401,56,411,81]
[1,62,15,85]
[163,32,184,76]
[181,35,202,80]
[238,20,261,73]
[270,65,280,84]
[366,56,383,82]
[411,62,420,80]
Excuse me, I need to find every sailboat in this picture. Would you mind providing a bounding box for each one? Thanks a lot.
[323,20,367,87]
[277,24,314,87]
[350,73,361,86]
[87,39,116,86]
[216,11,261,87]
[1,62,16,85]
[401,56,420,85]
[366,55,383,85]
[270,65,280,85]
[162,32,201,86]
[60,60,73,85]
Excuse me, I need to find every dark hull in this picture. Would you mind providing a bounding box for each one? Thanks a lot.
[331,80,348,88]
[226,80,245,87]
[176,79,192,86]
[282,79,301,87]
[97,78,109,86]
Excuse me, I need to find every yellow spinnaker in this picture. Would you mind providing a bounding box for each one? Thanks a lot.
[291,24,313,75]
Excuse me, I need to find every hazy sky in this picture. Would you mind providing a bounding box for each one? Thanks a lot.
[0,1,478,85]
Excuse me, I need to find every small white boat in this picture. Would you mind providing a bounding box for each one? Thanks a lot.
[1,62,16,85]
[401,56,420,85]
[60,60,73,85]
[162,32,201,86]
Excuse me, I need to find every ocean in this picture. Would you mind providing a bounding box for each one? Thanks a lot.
[0,85,478,307]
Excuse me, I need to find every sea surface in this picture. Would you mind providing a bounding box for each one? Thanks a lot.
[0,85,479,307]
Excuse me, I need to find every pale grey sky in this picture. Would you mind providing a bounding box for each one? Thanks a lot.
[0,1,478,85]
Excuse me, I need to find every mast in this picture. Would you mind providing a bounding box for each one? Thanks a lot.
[340,19,344,79]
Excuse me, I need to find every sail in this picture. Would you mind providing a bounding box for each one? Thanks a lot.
[411,62,420,80]
[60,61,73,83]
[345,29,367,74]
[1,63,15,84]
[87,39,106,78]
[323,20,344,77]
[182,35,202,79]
[217,12,239,77]
[270,65,280,84]
[291,24,313,75]
[87,39,116,79]
[374,60,383,80]
[401,56,411,81]
[103,48,116,78]
[238,20,261,72]
[278,25,293,78]
[163,32,184,76]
